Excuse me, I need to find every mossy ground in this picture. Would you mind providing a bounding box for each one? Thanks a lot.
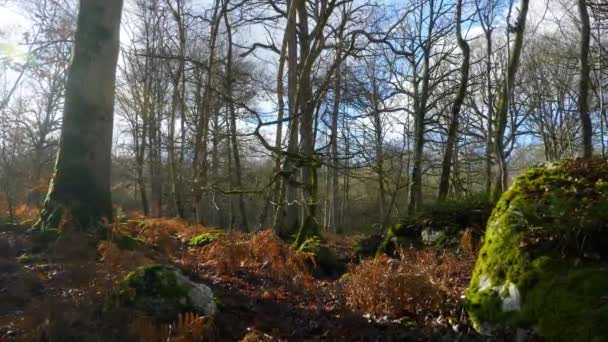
[189,231,225,247]
[465,158,608,341]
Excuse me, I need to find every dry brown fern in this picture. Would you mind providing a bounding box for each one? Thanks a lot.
[130,312,217,342]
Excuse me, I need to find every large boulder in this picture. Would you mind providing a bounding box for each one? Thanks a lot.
[110,264,217,321]
[465,159,608,341]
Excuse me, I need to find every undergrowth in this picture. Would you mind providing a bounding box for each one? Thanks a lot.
[343,248,476,324]
[185,230,314,289]
[129,312,218,342]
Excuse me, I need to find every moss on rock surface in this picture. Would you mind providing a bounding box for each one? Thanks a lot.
[298,237,346,278]
[110,264,216,321]
[377,194,493,255]
[465,158,608,341]
[189,231,225,247]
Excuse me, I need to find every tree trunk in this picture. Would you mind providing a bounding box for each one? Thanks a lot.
[407,1,436,214]
[329,55,342,233]
[282,0,300,236]
[328,16,346,233]
[270,0,293,234]
[167,0,186,218]
[438,0,470,202]
[293,0,319,246]
[492,0,530,202]
[224,5,248,231]
[578,0,593,158]
[192,0,221,224]
[149,88,162,218]
[407,51,431,213]
[36,0,123,231]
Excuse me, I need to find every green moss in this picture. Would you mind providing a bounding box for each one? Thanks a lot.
[109,264,192,321]
[189,231,225,247]
[376,223,422,256]
[109,264,217,321]
[297,236,346,278]
[112,264,187,305]
[293,214,320,249]
[465,158,608,341]
[297,236,322,254]
[376,194,493,255]
[212,295,223,309]
[17,254,38,264]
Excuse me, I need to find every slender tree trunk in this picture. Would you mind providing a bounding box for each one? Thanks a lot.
[282,0,300,236]
[578,0,593,158]
[407,1,435,214]
[438,0,470,202]
[36,0,124,231]
[149,87,162,218]
[270,1,292,234]
[484,29,495,195]
[492,0,529,201]
[136,111,149,216]
[328,17,346,233]
[167,0,186,218]
[329,55,342,233]
[193,0,221,224]
[408,54,431,213]
[224,6,248,231]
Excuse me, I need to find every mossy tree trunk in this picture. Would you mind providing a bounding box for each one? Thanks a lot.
[293,0,318,247]
[35,0,123,231]
[492,0,529,202]
[291,0,343,246]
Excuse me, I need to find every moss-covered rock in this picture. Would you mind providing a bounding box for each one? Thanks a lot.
[376,194,493,255]
[353,234,384,259]
[376,223,420,256]
[298,237,346,278]
[189,231,225,247]
[465,158,608,341]
[109,264,217,321]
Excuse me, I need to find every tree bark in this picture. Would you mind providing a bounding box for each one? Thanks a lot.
[167,0,186,218]
[192,0,222,224]
[578,0,593,158]
[438,0,470,202]
[36,0,124,231]
[282,0,300,236]
[407,1,435,214]
[492,0,529,202]
[223,3,248,231]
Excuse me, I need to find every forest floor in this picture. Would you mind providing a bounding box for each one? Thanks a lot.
[0,214,520,341]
